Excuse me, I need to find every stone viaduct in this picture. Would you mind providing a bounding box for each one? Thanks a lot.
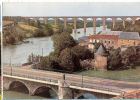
[3,16,140,33]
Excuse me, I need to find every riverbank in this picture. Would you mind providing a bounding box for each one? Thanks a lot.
[3,27,140,82]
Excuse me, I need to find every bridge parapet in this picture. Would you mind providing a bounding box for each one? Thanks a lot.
[3,68,126,97]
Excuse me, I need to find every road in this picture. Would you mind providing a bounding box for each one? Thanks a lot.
[3,66,140,94]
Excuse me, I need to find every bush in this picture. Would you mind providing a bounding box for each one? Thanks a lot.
[33,29,45,37]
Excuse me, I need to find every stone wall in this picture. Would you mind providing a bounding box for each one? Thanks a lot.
[94,55,107,70]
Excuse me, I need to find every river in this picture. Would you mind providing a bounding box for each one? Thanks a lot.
[3,26,140,99]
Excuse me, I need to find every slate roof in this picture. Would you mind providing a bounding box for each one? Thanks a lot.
[119,32,140,40]
[101,31,140,40]
[95,44,108,56]
[101,30,122,35]
[78,36,88,43]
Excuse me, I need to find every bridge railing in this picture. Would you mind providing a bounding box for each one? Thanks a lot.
[3,71,58,84]
[3,63,22,67]
[3,69,126,95]
[69,82,125,95]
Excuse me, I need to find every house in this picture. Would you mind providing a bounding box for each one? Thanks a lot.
[88,31,140,49]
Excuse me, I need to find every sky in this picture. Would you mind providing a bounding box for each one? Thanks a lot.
[2,2,140,17]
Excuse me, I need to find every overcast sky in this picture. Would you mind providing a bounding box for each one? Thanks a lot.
[2,2,140,16]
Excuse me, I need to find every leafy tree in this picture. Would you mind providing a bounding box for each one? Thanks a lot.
[121,47,136,65]
[35,55,60,70]
[71,45,94,60]
[108,48,122,70]
[59,48,81,71]
[33,29,45,37]
[43,23,54,36]
[52,33,77,54]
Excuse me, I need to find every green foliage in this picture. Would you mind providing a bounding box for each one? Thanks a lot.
[108,48,122,70]
[33,23,54,37]
[33,29,45,37]
[33,33,82,72]
[59,48,81,71]
[44,23,54,35]
[122,47,136,59]
[52,32,77,54]
[71,45,94,60]
[37,56,60,70]
[121,47,137,66]
[3,25,25,45]
[56,24,73,34]
[76,21,100,29]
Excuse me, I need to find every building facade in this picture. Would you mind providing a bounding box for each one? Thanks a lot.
[88,31,140,49]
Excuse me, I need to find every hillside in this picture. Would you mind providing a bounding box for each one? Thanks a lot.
[3,22,38,46]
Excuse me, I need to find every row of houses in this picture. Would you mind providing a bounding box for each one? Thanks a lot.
[78,31,140,50]
[78,31,140,70]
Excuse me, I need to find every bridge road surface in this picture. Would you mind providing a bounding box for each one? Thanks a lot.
[3,66,140,93]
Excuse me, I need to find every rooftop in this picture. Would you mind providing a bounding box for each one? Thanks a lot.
[78,36,88,43]
[95,44,108,56]
[100,31,140,40]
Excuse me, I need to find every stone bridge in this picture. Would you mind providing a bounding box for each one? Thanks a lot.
[3,66,140,99]
[3,16,140,33]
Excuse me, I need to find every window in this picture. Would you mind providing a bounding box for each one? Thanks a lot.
[100,40,103,43]
[89,39,92,42]
[108,41,110,44]
[93,39,95,43]
[112,41,114,44]
[96,39,99,43]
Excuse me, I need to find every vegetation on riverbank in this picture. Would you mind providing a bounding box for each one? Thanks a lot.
[29,32,93,72]
[3,19,74,46]
[107,46,140,70]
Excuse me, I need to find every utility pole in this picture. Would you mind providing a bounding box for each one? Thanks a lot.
[82,74,83,87]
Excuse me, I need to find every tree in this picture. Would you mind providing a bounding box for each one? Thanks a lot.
[44,23,54,36]
[35,55,60,70]
[71,45,94,60]
[33,29,45,37]
[108,48,122,70]
[121,47,136,66]
[52,32,77,54]
[59,48,81,71]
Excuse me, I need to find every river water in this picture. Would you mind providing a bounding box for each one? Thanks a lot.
[3,26,140,99]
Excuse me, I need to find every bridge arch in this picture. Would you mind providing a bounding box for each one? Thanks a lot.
[8,80,30,94]
[32,85,58,98]
[75,92,97,99]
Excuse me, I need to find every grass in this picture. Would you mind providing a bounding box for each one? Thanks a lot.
[19,24,38,32]
[77,66,140,82]
[3,21,14,26]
